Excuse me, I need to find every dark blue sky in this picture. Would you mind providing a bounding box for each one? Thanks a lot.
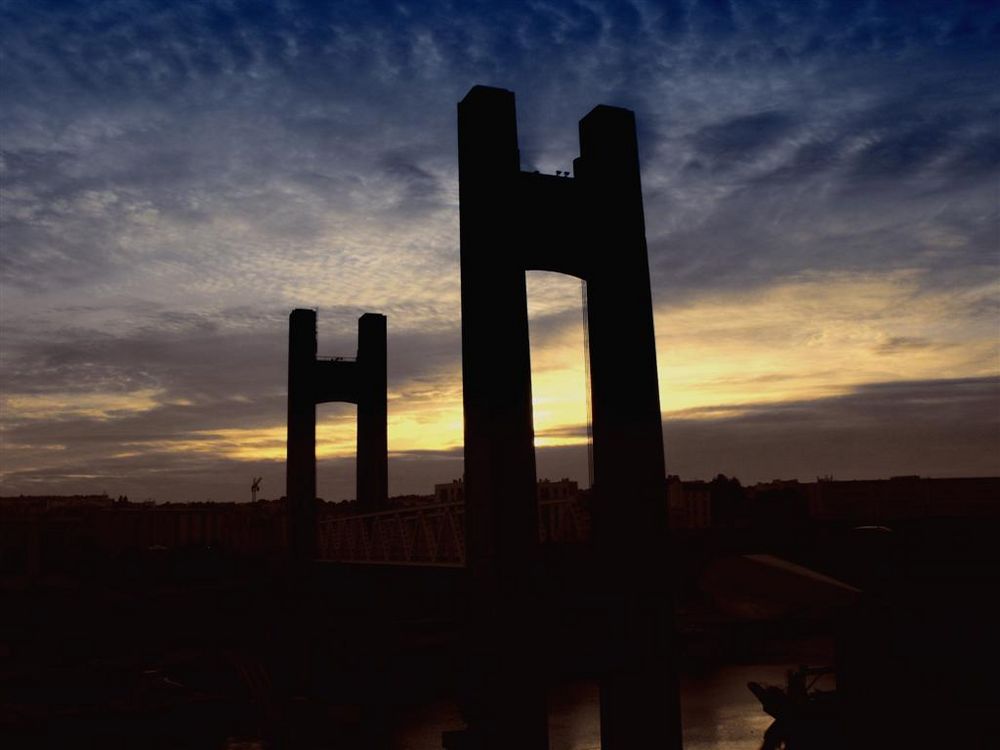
[2,0,998,500]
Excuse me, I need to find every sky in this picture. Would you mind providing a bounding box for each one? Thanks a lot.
[1,0,998,502]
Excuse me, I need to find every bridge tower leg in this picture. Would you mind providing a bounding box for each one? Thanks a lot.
[287,309,318,564]
[356,313,388,510]
[457,87,548,750]
[577,106,683,750]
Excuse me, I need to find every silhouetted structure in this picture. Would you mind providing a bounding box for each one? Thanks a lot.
[457,85,681,749]
[286,310,387,562]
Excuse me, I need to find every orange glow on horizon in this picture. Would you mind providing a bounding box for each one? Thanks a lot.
[2,271,995,472]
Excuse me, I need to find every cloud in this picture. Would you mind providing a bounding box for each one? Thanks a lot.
[664,376,1000,481]
[876,336,934,354]
[654,270,998,415]
[1,0,997,500]
[3,376,995,500]
[690,110,798,166]
[848,121,955,181]
[943,131,1000,179]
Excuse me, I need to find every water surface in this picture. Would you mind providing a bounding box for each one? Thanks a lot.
[391,662,836,750]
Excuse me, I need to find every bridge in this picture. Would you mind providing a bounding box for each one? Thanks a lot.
[286,85,682,750]
[317,495,591,566]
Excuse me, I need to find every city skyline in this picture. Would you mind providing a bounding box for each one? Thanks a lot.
[2,0,998,502]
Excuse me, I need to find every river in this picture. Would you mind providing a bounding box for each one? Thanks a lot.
[389,661,835,749]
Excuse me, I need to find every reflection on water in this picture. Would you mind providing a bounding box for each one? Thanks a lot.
[391,663,835,750]
[679,665,795,750]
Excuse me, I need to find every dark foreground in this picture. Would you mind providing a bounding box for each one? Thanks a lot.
[2,521,998,749]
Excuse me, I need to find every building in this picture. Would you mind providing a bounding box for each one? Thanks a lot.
[434,477,580,504]
[434,479,465,504]
[537,478,578,501]
[667,476,712,530]
[0,496,288,581]
[807,475,1000,523]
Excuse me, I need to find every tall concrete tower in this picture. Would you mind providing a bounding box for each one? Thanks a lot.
[458,86,681,750]
[286,310,387,563]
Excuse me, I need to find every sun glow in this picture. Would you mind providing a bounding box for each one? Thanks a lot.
[2,389,165,420]
[2,271,994,477]
[656,271,998,417]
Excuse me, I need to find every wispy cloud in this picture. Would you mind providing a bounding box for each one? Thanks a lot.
[1,0,997,498]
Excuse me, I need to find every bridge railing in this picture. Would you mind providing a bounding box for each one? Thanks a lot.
[317,497,590,565]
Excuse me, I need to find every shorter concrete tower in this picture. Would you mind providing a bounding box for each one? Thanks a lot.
[286,310,387,562]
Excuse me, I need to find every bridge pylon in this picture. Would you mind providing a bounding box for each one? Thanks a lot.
[286,310,387,563]
[458,85,681,750]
